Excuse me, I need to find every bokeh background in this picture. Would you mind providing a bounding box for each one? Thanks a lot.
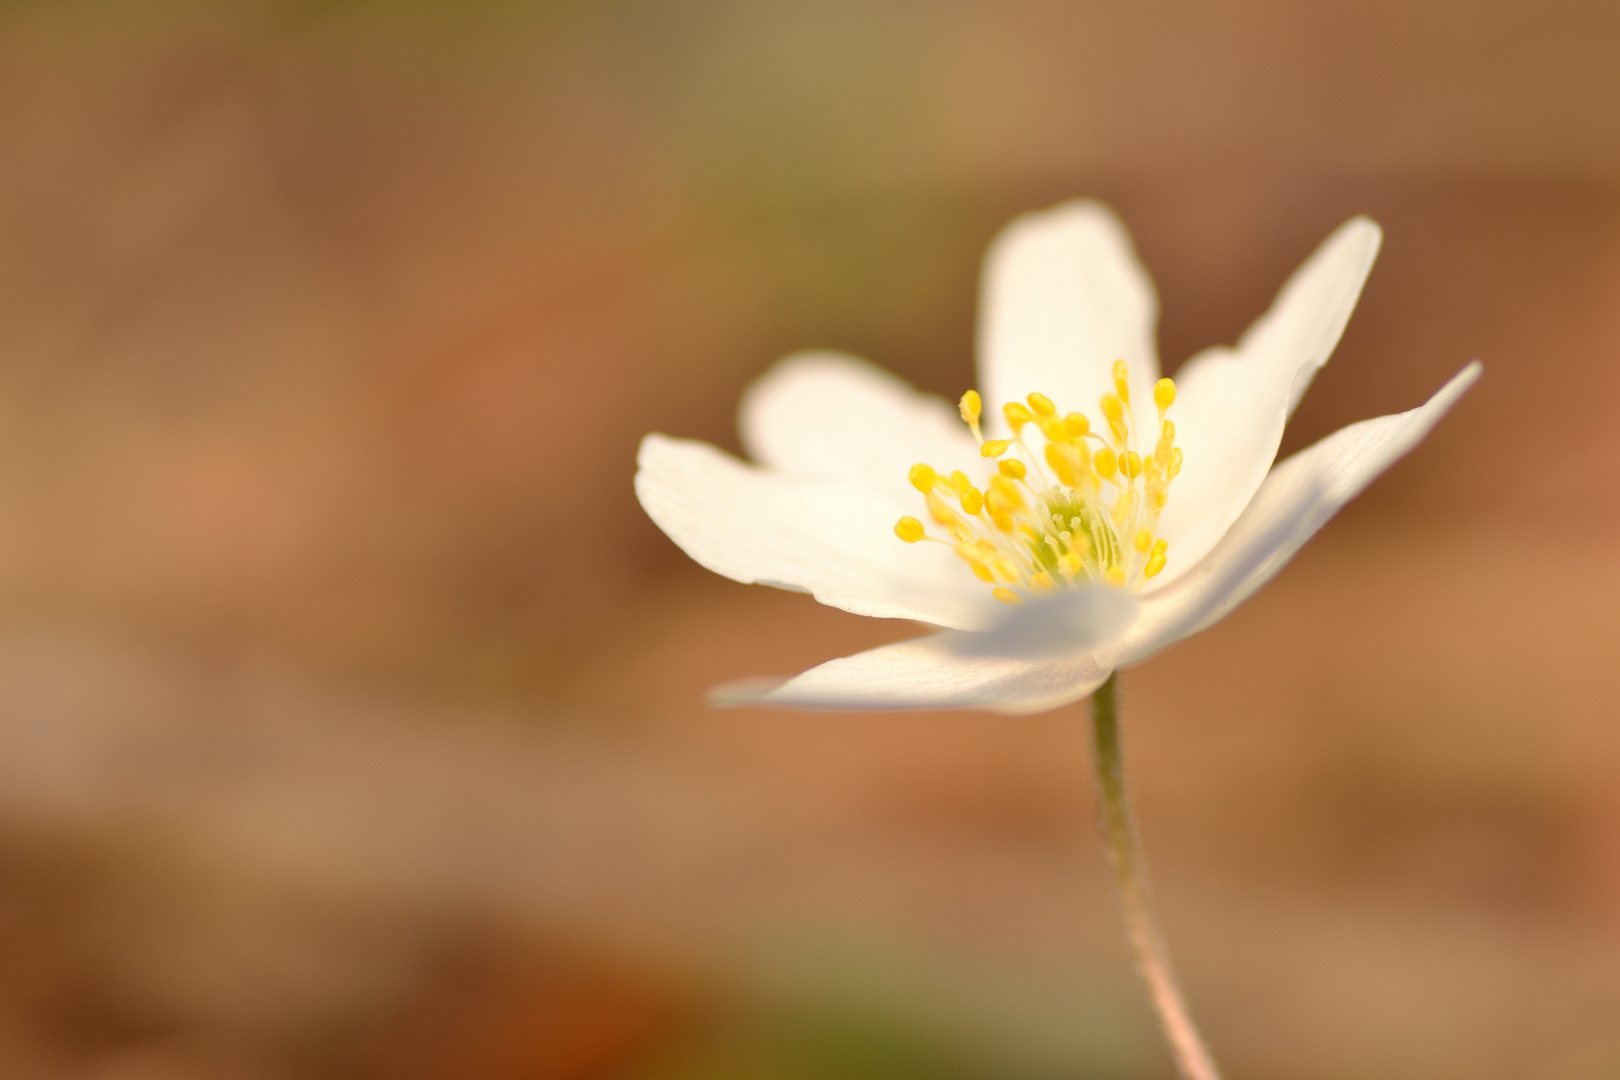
[0,1,1618,1077]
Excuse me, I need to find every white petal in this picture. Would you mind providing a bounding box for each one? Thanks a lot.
[697,361,1475,717]
[1119,362,1481,661]
[715,633,1113,715]
[1150,217,1382,588]
[636,433,997,629]
[738,351,982,506]
[949,585,1139,661]
[978,201,1158,437]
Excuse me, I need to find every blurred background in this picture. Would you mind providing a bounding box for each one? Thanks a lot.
[0,0,1617,1077]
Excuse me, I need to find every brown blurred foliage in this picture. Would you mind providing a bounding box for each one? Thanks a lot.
[0,1,1617,1077]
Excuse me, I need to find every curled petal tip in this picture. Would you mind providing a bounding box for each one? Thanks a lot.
[707,676,790,708]
[1429,360,1484,410]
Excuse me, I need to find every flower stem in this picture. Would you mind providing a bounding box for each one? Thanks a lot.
[1089,673,1224,1080]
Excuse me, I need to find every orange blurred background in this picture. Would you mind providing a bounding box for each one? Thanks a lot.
[0,1,1618,1077]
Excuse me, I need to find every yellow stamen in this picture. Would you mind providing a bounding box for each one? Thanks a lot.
[1144,538,1168,579]
[987,474,1025,510]
[1095,447,1117,480]
[1100,393,1127,442]
[1154,377,1176,411]
[1156,422,1175,465]
[1113,489,1137,527]
[926,493,960,527]
[960,390,982,427]
[900,379,1182,598]
[1045,441,1081,487]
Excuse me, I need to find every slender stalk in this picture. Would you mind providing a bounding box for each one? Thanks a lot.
[1089,673,1224,1080]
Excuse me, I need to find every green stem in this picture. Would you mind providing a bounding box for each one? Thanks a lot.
[1090,673,1223,1080]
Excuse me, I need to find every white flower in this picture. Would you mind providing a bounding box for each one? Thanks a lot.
[636,201,1479,714]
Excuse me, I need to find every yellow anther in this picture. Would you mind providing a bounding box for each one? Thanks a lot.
[1045,442,1081,487]
[901,365,1187,601]
[1095,447,1117,480]
[1100,393,1128,441]
[926,493,961,527]
[987,474,1025,509]
[1154,377,1176,411]
[1156,422,1175,465]
[1144,538,1168,579]
[1113,489,1137,527]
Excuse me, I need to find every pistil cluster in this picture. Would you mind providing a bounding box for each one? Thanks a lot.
[895,361,1183,604]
